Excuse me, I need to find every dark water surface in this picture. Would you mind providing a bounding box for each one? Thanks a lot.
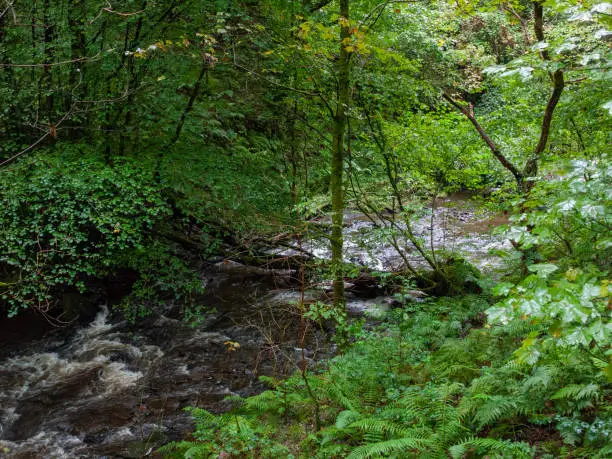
[0,269,321,458]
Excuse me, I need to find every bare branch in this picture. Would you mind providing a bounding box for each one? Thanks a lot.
[502,3,531,47]
[0,52,101,68]
[442,92,523,185]
[307,0,333,12]
[0,1,16,24]
[90,1,145,24]
[0,109,72,167]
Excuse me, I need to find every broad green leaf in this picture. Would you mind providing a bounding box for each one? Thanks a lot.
[527,264,559,277]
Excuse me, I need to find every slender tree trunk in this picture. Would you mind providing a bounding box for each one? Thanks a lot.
[330,0,350,310]
[170,62,208,145]
[120,1,147,155]
[41,0,55,124]
[522,2,564,192]
[154,59,209,183]
[67,0,86,140]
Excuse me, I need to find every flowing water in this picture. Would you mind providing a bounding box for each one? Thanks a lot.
[278,193,510,272]
[0,269,330,458]
[0,194,508,458]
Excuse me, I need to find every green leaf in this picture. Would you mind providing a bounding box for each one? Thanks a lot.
[527,264,559,277]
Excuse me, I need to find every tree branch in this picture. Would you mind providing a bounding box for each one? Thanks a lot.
[502,3,531,47]
[442,93,523,185]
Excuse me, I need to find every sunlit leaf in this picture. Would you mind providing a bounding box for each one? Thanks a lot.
[527,263,559,277]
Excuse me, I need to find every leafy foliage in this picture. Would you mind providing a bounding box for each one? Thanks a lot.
[0,150,170,314]
[0,0,609,455]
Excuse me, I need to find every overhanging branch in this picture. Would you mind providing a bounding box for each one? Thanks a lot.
[442,92,523,185]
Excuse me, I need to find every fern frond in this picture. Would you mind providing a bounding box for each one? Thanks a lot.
[472,396,521,428]
[443,364,481,378]
[591,357,608,371]
[184,444,214,459]
[336,409,362,429]
[360,381,382,408]
[156,440,213,458]
[449,436,532,459]
[347,437,428,459]
[434,419,468,446]
[324,383,359,411]
[243,389,282,413]
[593,442,612,458]
[494,319,543,338]
[551,383,599,401]
[316,441,351,458]
[185,407,217,423]
[349,418,416,437]
[319,425,353,446]
[522,365,558,390]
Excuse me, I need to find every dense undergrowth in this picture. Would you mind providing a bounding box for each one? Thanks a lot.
[159,294,610,458]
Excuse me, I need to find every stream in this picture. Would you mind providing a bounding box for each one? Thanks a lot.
[278,192,511,272]
[0,194,508,458]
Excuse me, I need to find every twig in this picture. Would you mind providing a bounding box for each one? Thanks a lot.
[0,52,102,68]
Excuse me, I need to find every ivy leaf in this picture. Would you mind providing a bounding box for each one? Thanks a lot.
[518,67,534,81]
[500,68,518,77]
[580,203,604,219]
[569,11,592,22]
[483,64,506,75]
[561,300,591,324]
[591,3,612,14]
[486,306,510,324]
[492,282,514,296]
[557,199,576,214]
[588,320,608,344]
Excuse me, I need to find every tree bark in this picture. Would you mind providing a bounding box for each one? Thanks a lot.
[522,69,564,190]
[330,0,350,310]
[442,93,524,188]
[67,0,87,139]
[522,2,565,191]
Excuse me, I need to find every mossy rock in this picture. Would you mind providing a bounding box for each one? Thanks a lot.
[419,257,482,296]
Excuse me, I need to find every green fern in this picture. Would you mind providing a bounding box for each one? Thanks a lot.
[522,365,559,390]
[349,418,417,438]
[157,440,213,458]
[324,381,359,411]
[472,395,525,428]
[347,437,429,459]
[449,437,532,459]
[336,409,362,428]
[551,383,599,401]
[243,389,283,413]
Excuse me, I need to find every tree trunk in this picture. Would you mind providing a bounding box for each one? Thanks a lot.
[67,0,86,140]
[41,0,55,123]
[330,0,350,310]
